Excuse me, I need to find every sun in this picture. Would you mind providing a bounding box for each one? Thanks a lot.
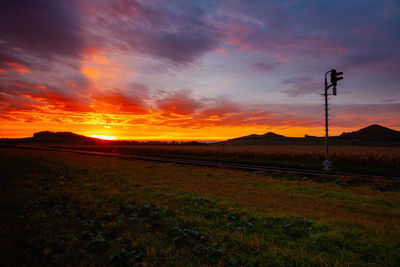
[89,135,117,140]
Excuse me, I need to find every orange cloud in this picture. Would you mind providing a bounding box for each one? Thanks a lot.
[92,89,148,114]
[1,78,399,140]
[81,67,99,78]
[157,91,201,116]
[80,48,135,91]
[92,55,110,65]
[35,85,46,90]
[196,101,241,119]
[4,62,30,74]
[1,81,92,114]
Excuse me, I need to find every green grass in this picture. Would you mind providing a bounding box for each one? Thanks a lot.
[1,148,400,266]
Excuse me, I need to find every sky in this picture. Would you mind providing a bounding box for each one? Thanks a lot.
[1,0,400,140]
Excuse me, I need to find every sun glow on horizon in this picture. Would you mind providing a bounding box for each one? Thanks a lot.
[89,134,117,140]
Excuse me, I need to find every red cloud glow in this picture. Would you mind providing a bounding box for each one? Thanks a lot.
[4,62,30,74]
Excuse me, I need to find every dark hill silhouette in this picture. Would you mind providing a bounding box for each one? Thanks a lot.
[216,124,400,146]
[32,131,95,142]
[218,131,306,146]
[338,124,400,141]
[28,131,108,144]
[263,132,284,137]
[235,132,284,140]
[0,125,399,146]
[0,131,200,145]
[0,131,115,144]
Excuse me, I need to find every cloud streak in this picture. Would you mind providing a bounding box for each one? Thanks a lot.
[0,0,83,67]
[84,0,221,65]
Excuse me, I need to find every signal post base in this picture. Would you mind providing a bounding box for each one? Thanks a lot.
[323,160,332,171]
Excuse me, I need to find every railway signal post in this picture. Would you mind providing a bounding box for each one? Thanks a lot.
[323,69,343,171]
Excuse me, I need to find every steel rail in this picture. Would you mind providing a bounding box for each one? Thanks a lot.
[2,144,399,181]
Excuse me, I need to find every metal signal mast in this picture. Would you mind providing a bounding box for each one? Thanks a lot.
[323,69,343,171]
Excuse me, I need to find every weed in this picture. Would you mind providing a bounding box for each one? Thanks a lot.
[1,148,400,266]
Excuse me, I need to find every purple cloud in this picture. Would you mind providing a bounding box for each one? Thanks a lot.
[86,0,221,65]
[0,0,83,67]
[252,62,275,72]
[281,77,321,97]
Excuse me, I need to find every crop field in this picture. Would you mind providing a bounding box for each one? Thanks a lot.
[33,143,400,177]
[1,147,400,266]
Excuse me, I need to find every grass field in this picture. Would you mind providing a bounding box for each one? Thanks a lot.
[32,143,400,177]
[1,147,400,266]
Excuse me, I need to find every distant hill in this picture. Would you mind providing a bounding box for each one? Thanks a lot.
[0,131,108,144]
[1,125,399,146]
[216,131,320,146]
[337,124,400,142]
[233,132,284,140]
[33,131,96,142]
[216,124,400,146]
[0,131,201,145]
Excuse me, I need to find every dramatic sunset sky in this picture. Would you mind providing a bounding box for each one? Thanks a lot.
[1,0,399,140]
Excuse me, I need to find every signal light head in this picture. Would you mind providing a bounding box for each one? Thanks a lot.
[330,69,343,87]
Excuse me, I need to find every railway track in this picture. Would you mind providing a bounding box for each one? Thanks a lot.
[2,144,399,181]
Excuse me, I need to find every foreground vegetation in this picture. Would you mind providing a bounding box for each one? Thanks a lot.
[34,143,400,177]
[1,147,400,266]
